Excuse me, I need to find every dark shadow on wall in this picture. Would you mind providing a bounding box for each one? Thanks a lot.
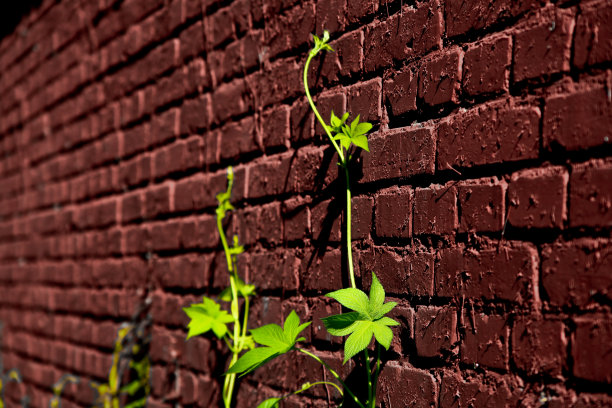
[0,1,44,39]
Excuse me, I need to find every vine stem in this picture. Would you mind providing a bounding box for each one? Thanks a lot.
[297,349,366,408]
[303,47,356,290]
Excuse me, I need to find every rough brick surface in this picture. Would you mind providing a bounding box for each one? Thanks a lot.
[0,0,610,406]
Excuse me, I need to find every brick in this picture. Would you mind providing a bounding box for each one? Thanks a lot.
[461,314,509,370]
[446,0,541,38]
[414,184,457,236]
[364,1,442,73]
[290,99,314,143]
[153,136,203,179]
[282,197,311,242]
[179,21,204,61]
[543,84,612,152]
[359,248,434,296]
[415,306,458,358]
[154,254,209,289]
[211,79,251,124]
[253,58,302,108]
[311,198,342,243]
[346,78,381,123]
[384,66,418,117]
[205,7,235,49]
[219,116,258,160]
[378,365,437,408]
[121,192,142,223]
[437,101,540,169]
[301,248,342,292]
[265,3,315,59]
[458,178,506,232]
[439,371,519,408]
[419,48,463,106]
[570,160,612,227]
[574,1,612,68]
[508,167,568,229]
[248,249,299,291]
[181,94,210,134]
[541,239,612,308]
[463,35,511,96]
[351,195,372,240]
[362,127,435,183]
[262,106,290,150]
[145,183,173,219]
[375,186,412,238]
[572,316,612,383]
[512,317,566,377]
[315,0,347,35]
[247,153,292,199]
[513,8,575,82]
[436,243,539,303]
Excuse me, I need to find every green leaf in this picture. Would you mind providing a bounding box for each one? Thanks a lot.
[227,311,310,376]
[351,134,369,152]
[343,321,374,363]
[372,301,397,320]
[257,398,282,408]
[355,122,373,136]
[321,311,361,336]
[183,297,234,340]
[372,321,394,350]
[251,324,288,351]
[368,273,385,314]
[326,288,369,315]
[226,347,278,376]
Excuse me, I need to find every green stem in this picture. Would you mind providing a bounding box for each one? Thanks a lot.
[364,349,372,406]
[371,345,381,408]
[344,165,356,289]
[297,348,365,408]
[303,52,344,162]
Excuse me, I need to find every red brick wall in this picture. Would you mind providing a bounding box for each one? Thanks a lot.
[0,0,611,406]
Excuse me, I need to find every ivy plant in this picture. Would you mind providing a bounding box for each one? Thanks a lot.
[183,166,256,408]
[226,31,399,408]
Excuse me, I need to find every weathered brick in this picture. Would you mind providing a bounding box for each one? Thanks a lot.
[375,186,412,238]
[570,160,612,227]
[414,184,457,236]
[543,84,612,152]
[541,239,612,308]
[359,248,434,297]
[419,48,463,106]
[437,243,539,304]
[262,106,290,150]
[415,306,458,358]
[361,127,436,183]
[439,371,519,408]
[384,66,418,117]
[513,8,575,82]
[346,78,382,123]
[458,178,506,232]
[446,0,542,38]
[461,314,509,370]
[572,316,612,383]
[378,365,438,408]
[512,316,566,377]
[574,1,612,69]
[463,35,511,96]
[364,1,442,73]
[508,167,568,229]
[437,100,540,169]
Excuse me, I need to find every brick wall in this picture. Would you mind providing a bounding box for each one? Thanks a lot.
[0,0,611,406]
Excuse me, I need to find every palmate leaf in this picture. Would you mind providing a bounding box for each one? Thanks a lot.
[183,297,234,340]
[322,272,399,363]
[331,113,372,152]
[226,310,311,376]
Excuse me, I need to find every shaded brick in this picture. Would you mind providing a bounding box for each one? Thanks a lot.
[375,187,412,238]
[458,179,506,232]
[541,239,612,308]
[415,306,458,358]
[572,316,612,383]
[463,35,511,96]
[508,167,568,229]
[414,184,457,236]
[570,160,612,228]
[461,314,509,370]
[512,317,566,377]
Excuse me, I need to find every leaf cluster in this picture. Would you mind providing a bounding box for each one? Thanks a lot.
[329,113,372,153]
[322,273,399,363]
